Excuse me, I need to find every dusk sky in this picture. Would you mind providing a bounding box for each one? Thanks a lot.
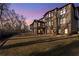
[10,3,79,25]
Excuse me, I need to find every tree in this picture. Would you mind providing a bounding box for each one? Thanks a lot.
[0,3,10,37]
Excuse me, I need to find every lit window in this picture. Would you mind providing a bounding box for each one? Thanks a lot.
[52,12,53,16]
[60,10,63,15]
[49,12,51,17]
[38,30,40,33]
[63,18,66,24]
[60,8,66,15]
[65,29,68,34]
[49,21,51,26]
[43,19,45,21]
[60,18,66,24]
[38,23,40,26]
[63,8,66,14]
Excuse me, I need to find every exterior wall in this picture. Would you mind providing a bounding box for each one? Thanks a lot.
[71,4,78,34]
[57,4,77,35]
[30,21,37,35]
[43,9,58,35]
[30,20,45,35]
[75,7,79,33]
[52,9,58,35]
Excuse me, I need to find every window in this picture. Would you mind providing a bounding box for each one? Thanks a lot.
[58,29,61,34]
[43,19,45,21]
[38,30,40,33]
[60,8,66,15]
[65,29,68,34]
[49,21,51,26]
[60,10,63,15]
[60,18,66,24]
[51,11,53,16]
[63,8,66,14]
[49,12,51,17]
[38,23,40,26]
[60,19,63,24]
[62,18,66,24]
[34,22,37,27]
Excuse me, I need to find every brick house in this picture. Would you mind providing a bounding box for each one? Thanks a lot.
[42,8,58,35]
[57,3,78,35]
[30,20,45,34]
[30,3,79,35]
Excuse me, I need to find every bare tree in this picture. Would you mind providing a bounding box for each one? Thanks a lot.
[0,3,28,38]
[0,3,10,37]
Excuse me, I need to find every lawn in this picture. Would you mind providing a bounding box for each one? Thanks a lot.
[0,34,79,56]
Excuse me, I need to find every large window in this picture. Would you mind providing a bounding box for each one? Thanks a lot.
[60,8,66,15]
[62,18,66,24]
[60,18,66,24]
[64,28,68,34]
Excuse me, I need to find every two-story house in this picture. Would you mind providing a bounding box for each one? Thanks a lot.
[30,20,45,34]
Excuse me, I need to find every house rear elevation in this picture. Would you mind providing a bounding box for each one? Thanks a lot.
[57,3,78,35]
[30,3,79,35]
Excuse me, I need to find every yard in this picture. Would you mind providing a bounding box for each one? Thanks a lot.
[0,33,79,56]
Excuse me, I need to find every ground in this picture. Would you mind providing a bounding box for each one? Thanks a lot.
[0,33,79,56]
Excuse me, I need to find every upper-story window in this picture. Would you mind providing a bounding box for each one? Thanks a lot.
[60,18,66,25]
[48,12,51,17]
[34,22,37,27]
[51,11,53,17]
[51,21,53,25]
[38,23,40,26]
[60,8,66,15]
[63,18,66,24]
[48,21,51,26]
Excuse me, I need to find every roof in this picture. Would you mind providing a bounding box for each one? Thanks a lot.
[43,3,75,17]
[58,3,75,10]
[43,8,58,17]
[30,19,45,26]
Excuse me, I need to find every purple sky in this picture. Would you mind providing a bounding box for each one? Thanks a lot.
[10,3,79,25]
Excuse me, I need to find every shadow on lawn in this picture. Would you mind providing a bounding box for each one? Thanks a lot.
[0,36,75,50]
[29,40,79,56]
[0,38,56,50]
[1,38,79,56]
[0,35,79,56]
[0,33,17,47]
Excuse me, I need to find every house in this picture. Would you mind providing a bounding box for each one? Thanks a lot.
[42,8,58,35]
[30,20,45,34]
[30,3,79,35]
[57,3,78,35]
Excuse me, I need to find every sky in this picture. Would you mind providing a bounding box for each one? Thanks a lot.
[10,3,79,25]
